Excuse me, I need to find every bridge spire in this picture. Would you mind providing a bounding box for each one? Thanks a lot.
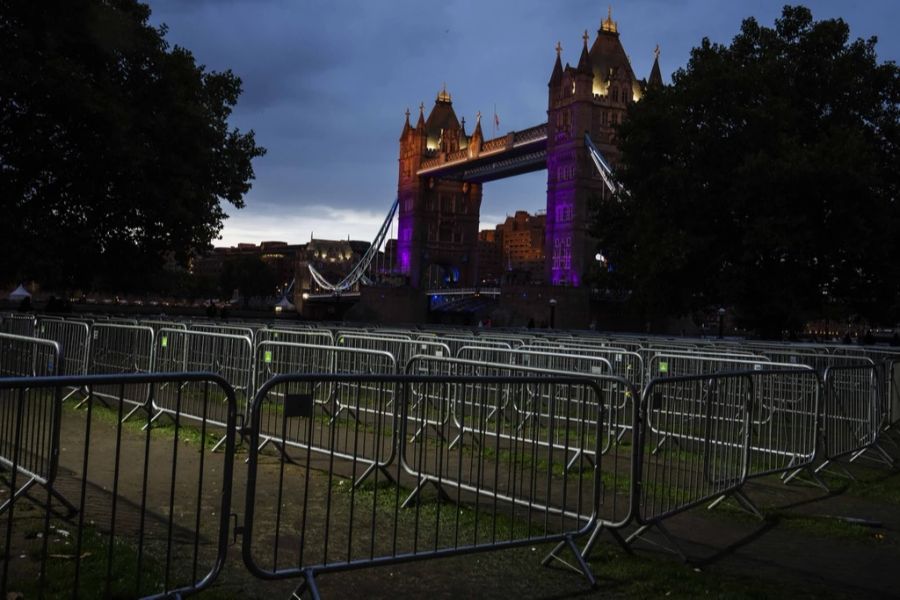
[437,82,451,103]
[400,107,412,139]
[416,102,425,129]
[601,6,618,33]
[549,42,563,85]
[472,111,483,141]
[577,30,592,74]
[648,44,663,88]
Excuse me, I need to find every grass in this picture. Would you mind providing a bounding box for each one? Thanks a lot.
[337,476,565,549]
[63,389,230,451]
[819,461,900,505]
[6,518,166,599]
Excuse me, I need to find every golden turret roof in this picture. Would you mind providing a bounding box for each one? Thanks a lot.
[601,6,618,33]
[436,83,452,103]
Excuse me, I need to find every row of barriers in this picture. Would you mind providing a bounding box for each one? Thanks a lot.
[11,314,898,429]
[1,362,897,598]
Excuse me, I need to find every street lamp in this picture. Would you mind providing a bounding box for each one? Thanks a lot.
[717,307,726,339]
[549,298,558,329]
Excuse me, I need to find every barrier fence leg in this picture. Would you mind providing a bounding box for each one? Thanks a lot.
[291,569,322,600]
[815,460,856,481]
[352,462,396,489]
[849,443,894,468]
[707,489,763,520]
[401,476,452,509]
[540,535,597,587]
[782,466,829,491]
[120,402,148,423]
[0,476,37,515]
[626,522,689,563]
[579,523,632,562]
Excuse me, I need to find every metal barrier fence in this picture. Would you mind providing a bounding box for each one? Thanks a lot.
[150,328,253,443]
[0,314,36,337]
[522,344,642,380]
[0,372,237,599]
[252,342,398,484]
[0,359,896,597]
[242,374,609,597]
[257,327,335,346]
[86,323,155,419]
[37,318,90,377]
[405,355,638,539]
[0,333,61,378]
[819,364,882,470]
[630,372,755,554]
[337,334,451,372]
[0,335,63,519]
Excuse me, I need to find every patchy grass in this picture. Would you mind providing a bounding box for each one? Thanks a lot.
[63,392,230,451]
[820,462,900,505]
[6,518,166,599]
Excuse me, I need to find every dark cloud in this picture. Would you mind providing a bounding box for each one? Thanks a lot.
[145,0,900,245]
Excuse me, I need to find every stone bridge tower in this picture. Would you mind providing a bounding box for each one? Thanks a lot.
[545,9,656,285]
[397,87,482,288]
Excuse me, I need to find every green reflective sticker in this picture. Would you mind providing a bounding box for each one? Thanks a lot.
[659,361,669,373]
[161,336,168,348]
[264,350,273,363]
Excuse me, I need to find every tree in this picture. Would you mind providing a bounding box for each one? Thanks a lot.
[594,5,900,337]
[0,0,265,292]
[220,255,278,307]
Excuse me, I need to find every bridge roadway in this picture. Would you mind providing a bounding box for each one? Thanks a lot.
[304,288,501,301]
[415,123,547,183]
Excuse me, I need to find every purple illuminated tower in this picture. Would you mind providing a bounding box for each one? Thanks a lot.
[396,89,482,288]
[545,11,644,285]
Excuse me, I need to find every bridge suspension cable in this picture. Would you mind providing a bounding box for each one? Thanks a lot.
[307,197,400,293]
[584,133,625,196]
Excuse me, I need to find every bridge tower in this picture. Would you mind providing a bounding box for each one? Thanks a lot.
[397,87,482,288]
[545,9,641,286]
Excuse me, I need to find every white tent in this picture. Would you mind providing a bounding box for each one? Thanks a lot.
[275,296,295,311]
[7,284,31,300]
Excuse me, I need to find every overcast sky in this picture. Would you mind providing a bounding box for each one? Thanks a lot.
[144,0,899,247]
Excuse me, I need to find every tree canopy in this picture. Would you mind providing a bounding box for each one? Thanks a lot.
[0,0,265,291]
[594,5,900,336]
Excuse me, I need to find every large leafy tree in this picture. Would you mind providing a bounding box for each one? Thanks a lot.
[0,0,265,291]
[595,6,899,337]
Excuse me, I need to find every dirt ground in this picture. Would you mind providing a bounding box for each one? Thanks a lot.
[3,396,900,599]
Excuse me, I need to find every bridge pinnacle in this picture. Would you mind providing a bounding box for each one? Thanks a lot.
[555,41,562,56]
[437,82,451,103]
[583,30,589,46]
[601,6,618,33]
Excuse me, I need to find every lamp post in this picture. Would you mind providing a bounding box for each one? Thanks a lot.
[717,307,726,339]
[549,298,558,329]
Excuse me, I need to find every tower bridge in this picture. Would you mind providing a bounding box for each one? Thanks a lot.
[304,9,663,305]
[396,9,662,289]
